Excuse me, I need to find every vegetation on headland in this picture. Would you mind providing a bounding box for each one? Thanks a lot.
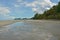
[32,2,60,20]
[14,18,30,20]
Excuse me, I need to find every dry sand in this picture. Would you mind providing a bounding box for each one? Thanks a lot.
[0,20,20,27]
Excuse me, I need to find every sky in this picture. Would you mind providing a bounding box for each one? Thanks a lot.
[0,0,59,20]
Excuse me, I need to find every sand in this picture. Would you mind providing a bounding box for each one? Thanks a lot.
[0,20,60,27]
[0,20,20,27]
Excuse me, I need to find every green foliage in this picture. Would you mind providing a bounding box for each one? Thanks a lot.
[32,2,60,20]
[56,2,60,13]
[14,18,21,20]
[32,13,43,19]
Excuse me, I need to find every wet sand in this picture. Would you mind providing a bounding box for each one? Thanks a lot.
[0,20,60,40]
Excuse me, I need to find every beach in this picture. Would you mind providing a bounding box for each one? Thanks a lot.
[0,20,21,27]
[0,20,60,27]
[0,20,60,40]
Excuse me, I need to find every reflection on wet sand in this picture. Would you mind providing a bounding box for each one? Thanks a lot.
[0,20,60,40]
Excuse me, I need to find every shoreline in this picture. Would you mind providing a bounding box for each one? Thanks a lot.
[0,20,60,27]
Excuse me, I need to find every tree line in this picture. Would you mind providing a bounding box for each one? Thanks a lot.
[32,2,60,20]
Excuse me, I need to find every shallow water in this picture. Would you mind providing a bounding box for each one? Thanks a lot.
[0,20,60,40]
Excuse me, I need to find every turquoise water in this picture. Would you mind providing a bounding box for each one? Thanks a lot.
[0,21,59,40]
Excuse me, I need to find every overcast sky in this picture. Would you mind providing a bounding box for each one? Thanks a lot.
[0,0,59,20]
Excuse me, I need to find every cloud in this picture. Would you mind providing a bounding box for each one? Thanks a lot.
[25,0,56,13]
[14,4,20,7]
[0,7,15,20]
[32,8,37,11]
[3,14,15,19]
[0,14,15,20]
[17,0,23,2]
[16,0,57,13]
[0,7,10,15]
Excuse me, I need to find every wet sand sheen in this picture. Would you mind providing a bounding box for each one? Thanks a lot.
[0,20,60,40]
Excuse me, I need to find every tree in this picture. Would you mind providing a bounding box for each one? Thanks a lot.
[32,2,60,20]
[56,2,60,13]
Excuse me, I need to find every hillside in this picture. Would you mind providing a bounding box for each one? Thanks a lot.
[32,2,60,20]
